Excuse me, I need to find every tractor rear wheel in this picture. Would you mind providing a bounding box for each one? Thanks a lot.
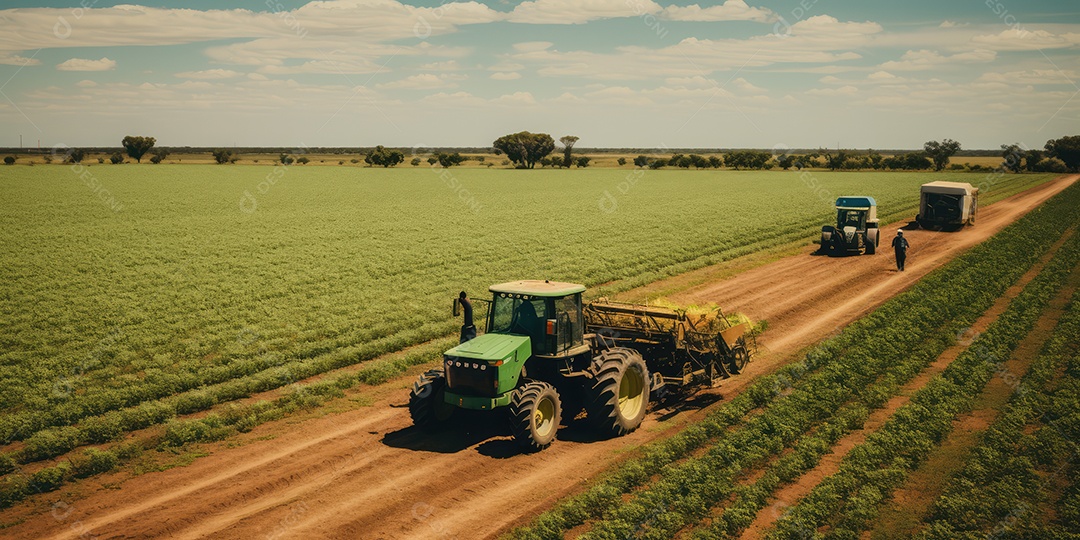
[509,381,562,452]
[586,348,650,438]
[409,369,456,429]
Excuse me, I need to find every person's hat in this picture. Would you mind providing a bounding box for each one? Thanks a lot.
[897,230,904,235]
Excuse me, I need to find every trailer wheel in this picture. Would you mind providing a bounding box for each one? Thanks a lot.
[586,348,650,438]
[509,381,561,452]
[409,369,455,429]
[727,345,750,374]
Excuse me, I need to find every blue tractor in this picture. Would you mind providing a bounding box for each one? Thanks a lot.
[818,196,879,255]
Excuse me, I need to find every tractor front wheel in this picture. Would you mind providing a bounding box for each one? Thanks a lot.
[509,381,562,452]
[586,348,650,438]
[409,369,455,429]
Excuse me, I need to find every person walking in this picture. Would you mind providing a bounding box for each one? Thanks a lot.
[892,230,909,271]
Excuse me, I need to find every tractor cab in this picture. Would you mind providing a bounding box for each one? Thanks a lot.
[439,280,587,411]
[487,280,586,356]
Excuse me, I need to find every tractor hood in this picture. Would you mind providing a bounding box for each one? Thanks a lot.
[445,333,530,362]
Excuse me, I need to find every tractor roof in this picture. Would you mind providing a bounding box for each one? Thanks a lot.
[489,280,586,297]
[835,196,876,209]
[921,181,978,195]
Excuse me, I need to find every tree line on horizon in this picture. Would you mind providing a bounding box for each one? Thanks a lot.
[4,134,1079,173]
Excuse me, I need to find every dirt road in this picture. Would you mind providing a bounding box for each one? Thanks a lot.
[15,175,1076,540]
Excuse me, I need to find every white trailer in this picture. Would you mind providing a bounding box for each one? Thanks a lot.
[916,181,979,229]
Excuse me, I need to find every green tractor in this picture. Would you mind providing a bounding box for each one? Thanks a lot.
[818,196,880,255]
[409,280,752,452]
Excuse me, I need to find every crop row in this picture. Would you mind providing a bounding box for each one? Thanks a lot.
[918,287,1080,539]
[0,336,458,508]
[766,226,1080,539]
[506,179,1080,540]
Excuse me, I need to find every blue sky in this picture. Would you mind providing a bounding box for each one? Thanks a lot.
[0,0,1078,149]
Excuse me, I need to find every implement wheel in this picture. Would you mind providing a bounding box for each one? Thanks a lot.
[509,381,562,452]
[409,369,455,429]
[586,348,650,438]
[727,345,750,374]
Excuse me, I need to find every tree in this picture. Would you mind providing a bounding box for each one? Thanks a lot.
[708,155,723,168]
[633,155,650,167]
[65,148,86,164]
[559,135,579,168]
[3,156,14,165]
[776,154,795,170]
[212,149,234,164]
[1000,144,1023,173]
[1044,135,1080,171]
[540,157,553,168]
[1023,149,1043,172]
[434,152,465,168]
[549,156,564,168]
[149,149,169,164]
[296,156,310,165]
[410,157,421,166]
[923,139,961,171]
[121,136,156,163]
[725,150,773,170]
[427,157,438,165]
[823,150,849,171]
[365,146,405,167]
[575,156,591,168]
[1035,157,1067,173]
[617,157,627,166]
[279,153,295,165]
[109,152,124,164]
[492,131,555,169]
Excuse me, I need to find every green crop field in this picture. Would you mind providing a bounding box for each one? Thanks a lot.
[0,165,1058,502]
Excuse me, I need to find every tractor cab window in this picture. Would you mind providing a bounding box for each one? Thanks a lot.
[839,210,864,228]
[490,294,547,344]
[554,294,584,352]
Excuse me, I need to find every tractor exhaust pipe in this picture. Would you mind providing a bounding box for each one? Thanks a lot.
[458,291,476,343]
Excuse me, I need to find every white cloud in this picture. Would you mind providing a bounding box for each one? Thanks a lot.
[970,29,1080,51]
[513,42,554,53]
[508,0,661,24]
[868,70,897,81]
[879,49,995,71]
[494,91,537,105]
[660,1,775,23]
[56,57,116,71]
[490,72,522,80]
[0,54,41,66]
[732,77,766,94]
[0,2,504,54]
[175,69,241,79]
[978,69,1080,85]
[515,16,879,80]
[807,85,858,96]
[377,73,465,90]
[418,60,463,71]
